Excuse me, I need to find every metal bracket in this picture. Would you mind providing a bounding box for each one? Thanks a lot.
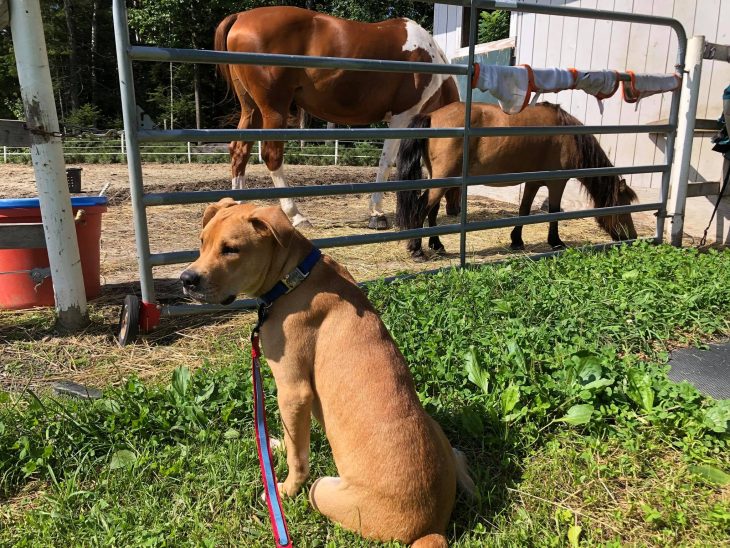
[29,267,51,284]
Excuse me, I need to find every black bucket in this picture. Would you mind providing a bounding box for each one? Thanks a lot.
[66,167,82,193]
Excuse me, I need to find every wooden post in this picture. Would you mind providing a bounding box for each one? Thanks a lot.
[665,36,705,246]
[9,0,88,329]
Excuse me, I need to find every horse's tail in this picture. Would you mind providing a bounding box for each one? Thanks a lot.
[552,104,638,239]
[395,113,431,229]
[214,13,239,96]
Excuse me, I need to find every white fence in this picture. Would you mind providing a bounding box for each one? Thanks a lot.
[1,136,383,166]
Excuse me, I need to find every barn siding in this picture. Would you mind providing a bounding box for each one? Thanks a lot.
[511,0,730,189]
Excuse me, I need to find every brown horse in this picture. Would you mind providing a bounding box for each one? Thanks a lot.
[395,102,639,260]
[214,6,461,229]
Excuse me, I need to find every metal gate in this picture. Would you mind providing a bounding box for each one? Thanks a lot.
[112,0,690,339]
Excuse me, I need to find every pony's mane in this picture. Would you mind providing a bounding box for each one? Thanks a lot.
[547,102,637,233]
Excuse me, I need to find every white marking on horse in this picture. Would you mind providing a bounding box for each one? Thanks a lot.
[270,166,310,227]
[232,175,246,190]
[400,19,458,114]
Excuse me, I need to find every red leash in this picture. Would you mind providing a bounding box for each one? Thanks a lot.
[251,331,292,547]
[249,247,321,546]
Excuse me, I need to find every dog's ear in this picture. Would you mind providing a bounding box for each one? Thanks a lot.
[202,198,237,228]
[248,206,294,249]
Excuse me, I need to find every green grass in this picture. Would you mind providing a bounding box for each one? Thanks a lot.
[1,243,729,546]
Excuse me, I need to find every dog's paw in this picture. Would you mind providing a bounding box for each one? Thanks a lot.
[260,482,294,502]
[269,437,283,452]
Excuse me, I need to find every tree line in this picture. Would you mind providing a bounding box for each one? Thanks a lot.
[0,2,507,132]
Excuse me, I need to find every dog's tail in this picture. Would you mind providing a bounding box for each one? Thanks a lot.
[453,447,476,498]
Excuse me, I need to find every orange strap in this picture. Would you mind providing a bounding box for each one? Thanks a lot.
[471,62,481,89]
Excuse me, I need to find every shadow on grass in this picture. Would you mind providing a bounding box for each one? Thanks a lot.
[430,404,525,539]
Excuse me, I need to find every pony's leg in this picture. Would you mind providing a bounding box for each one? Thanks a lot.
[230,93,262,190]
[408,188,446,261]
[260,108,310,228]
[444,187,461,216]
[547,181,568,249]
[510,183,540,250]
[427,199,445,252]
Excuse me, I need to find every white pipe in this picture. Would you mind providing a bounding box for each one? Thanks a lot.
[9,0,88,329]
[665,35,705,247]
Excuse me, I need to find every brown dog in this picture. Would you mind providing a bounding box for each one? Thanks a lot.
[180,199,473,547]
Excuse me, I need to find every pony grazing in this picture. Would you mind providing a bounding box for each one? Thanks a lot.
[395,102,639,260]
[214,6,462,230]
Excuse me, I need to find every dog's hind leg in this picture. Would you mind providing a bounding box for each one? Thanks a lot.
[309,477,392,541]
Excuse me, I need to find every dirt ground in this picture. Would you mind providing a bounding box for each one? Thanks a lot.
[0,161,656,282]
[0,162,656,391]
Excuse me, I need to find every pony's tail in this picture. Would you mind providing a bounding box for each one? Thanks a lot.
[214,13,239,97]
[395,113,431,229]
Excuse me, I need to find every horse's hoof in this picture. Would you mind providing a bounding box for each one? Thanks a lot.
[445,205,461,216]
[550,242,567,250]
[429,241,446,253]
[368,215,389,230]
[411,251,428,262]
[510,243,525,251]
[293,217,313,229]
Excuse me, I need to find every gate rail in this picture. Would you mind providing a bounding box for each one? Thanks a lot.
[112,0,688,326]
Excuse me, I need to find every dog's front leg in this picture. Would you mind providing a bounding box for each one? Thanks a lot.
[277,381,313,497]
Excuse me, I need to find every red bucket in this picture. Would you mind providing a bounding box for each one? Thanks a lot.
[0,197,108,310]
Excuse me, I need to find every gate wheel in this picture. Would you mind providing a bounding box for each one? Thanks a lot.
[117,294,140,346]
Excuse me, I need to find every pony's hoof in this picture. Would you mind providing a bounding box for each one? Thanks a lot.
[368,215,389,230]
[429,241,446,253]
[510,243,525,251]
[293,217,313,229]
[411,251,428,262]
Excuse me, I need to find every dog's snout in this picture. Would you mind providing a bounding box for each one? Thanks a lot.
[180,269,201,289]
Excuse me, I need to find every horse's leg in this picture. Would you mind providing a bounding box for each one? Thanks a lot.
[230,93,262,190]
[547,181,568,249]
[510,183,540,250]
[427,199,445,253]
[260,106,310,228]
[369,137,400,230]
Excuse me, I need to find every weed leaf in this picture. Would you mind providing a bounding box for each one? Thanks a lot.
[464,346,490,394]
[172,367,191,399]
[109,449,136,470]
[557,404,594,426]
[703,400,730,433]
[567,525,582,547]
[689,465,730,486]
[501,384,520,415]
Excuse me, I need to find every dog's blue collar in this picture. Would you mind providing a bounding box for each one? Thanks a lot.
[258,247,322,310]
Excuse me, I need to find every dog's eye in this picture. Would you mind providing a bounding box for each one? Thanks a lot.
[222,244,240,256]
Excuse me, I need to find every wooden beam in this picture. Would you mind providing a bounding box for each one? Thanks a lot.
[704,42,730,63]
[0,119,31,147]
[685,181,720,198]
[0,223,46,249]
[647,118,719,134]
